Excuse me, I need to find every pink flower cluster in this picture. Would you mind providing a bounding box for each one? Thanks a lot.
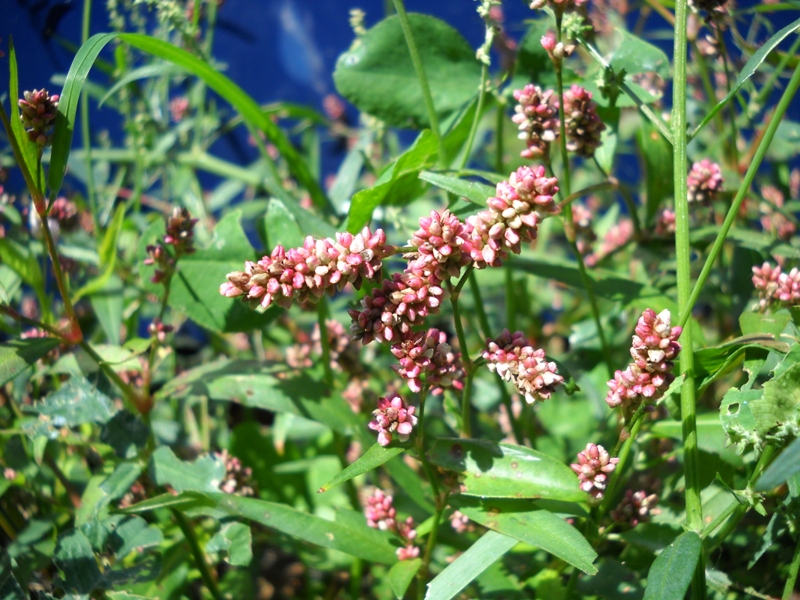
[571,443,619,500]
[512,84,558,159]
[364,489,419,560]
[687,159,723,204]
[610,489,660,527]
[467,166,560,268]
[483,330,564,404]
[586,218,633,267]
[19,89,59,147]
[144,207,198,285]
[391,328,464,394]
[216,450,256,497]
[406,209,474,280]
[369,393,418,446]
[606,309,682,411]
[221,227,393,310]
[563,85,606,158]
[752,262,800,311]
[350,169,558,345]
[512,85,604,160]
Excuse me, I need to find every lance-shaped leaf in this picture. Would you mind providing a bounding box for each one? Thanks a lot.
[319,443,405,493]
[452,497,597,574]
[125,491,398,564]
[0,338,60,387]
[643,531,701,600]
[427,438,585,502]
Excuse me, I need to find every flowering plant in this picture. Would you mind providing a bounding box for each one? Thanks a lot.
[1,0,800,598]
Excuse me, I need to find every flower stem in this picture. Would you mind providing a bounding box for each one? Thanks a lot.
[458,63,488,172]
[597,417,643,521]
[784,535,800,600]
[677,58,800,330]
[554,18,613,380]
[172,509,223,600]
[673,0,705,594]
[317,299,334,388]
[392,0,447,167]
[448,279,473,438]
[79,340,150,414]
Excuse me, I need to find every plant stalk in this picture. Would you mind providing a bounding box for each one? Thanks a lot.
[784,535,800,600]
[678,58,800,330]
[392,0,447,167]
[172,509,223,600]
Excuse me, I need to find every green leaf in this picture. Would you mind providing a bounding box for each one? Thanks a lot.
[110,516,164,559]
[636,119,674,225]
[150,446,225,494]
[388,558,422,599]
[49,33,118,199]
[651,414,743,467]
[418,171,495,205]
[156,210,275,333]
[89,275,124,346]
[0,238,44,293]
[0,573,27,600]
[127,491,399,563]
[22,376,116,439]
[74,204,126,301]
[425,530,517,600]
[515,16,558,88]
[99,62,187,106]
[453,497,597,574]
[751,361,800,439]
[610,28,670,79]
[692,18,800,138]
[757,438,800,491]
[7,37,41,190]
[642,531,701,600]
[207,522,253,567]
[347,130,438,232]
[319,443,404,493]
[333,14,481,129]
[54,529,103,596]
[427,438,585,502]
[264,198,304,250]
[0,338,60,386]
[100,411,150,459]
[510,255,676,310]
[51,33,330,211]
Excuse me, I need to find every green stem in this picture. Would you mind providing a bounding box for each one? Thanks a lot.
[784,535,800,600]
[458,62,488,171]
[700,498,740,539]
[554,19,613,380]
[598,417,643,520]
[79,340,149,414]
[172,509,223,600]
[677,58,800,330]
[392,0,447,167]
[421,496,447,582]
[80,0,98,231]
[448,280,473,438]
[317,299,334,388]
[672,0,703,544]
[40,209,83,343]
[578,36,673,145]
[468,272,524,444]
[494,95,505,174]
[673,9,704,598]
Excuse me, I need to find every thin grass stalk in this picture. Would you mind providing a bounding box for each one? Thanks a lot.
[392,0,447,167]
[172,509,223,600]
[678,58,800,330]
[673,0,705,595]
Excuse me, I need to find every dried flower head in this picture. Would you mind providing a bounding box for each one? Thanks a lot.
[483,329,563,404]
[571,443,619,500]
[165,207,198,256]
[512,85,559,159]
[606,309,682,412]
[687,159,723,204]
[369,393,418,446]
[610,489,660,527]
[406,210,474,280]
[561,85,605,158]
[221,227,393,310]
[216,450,256,497]
[19,89,59,147]
[349,272,445,345]
[390,328,464,394]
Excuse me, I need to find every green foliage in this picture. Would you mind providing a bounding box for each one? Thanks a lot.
[333,14,481,129]
[2,2,800,598]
